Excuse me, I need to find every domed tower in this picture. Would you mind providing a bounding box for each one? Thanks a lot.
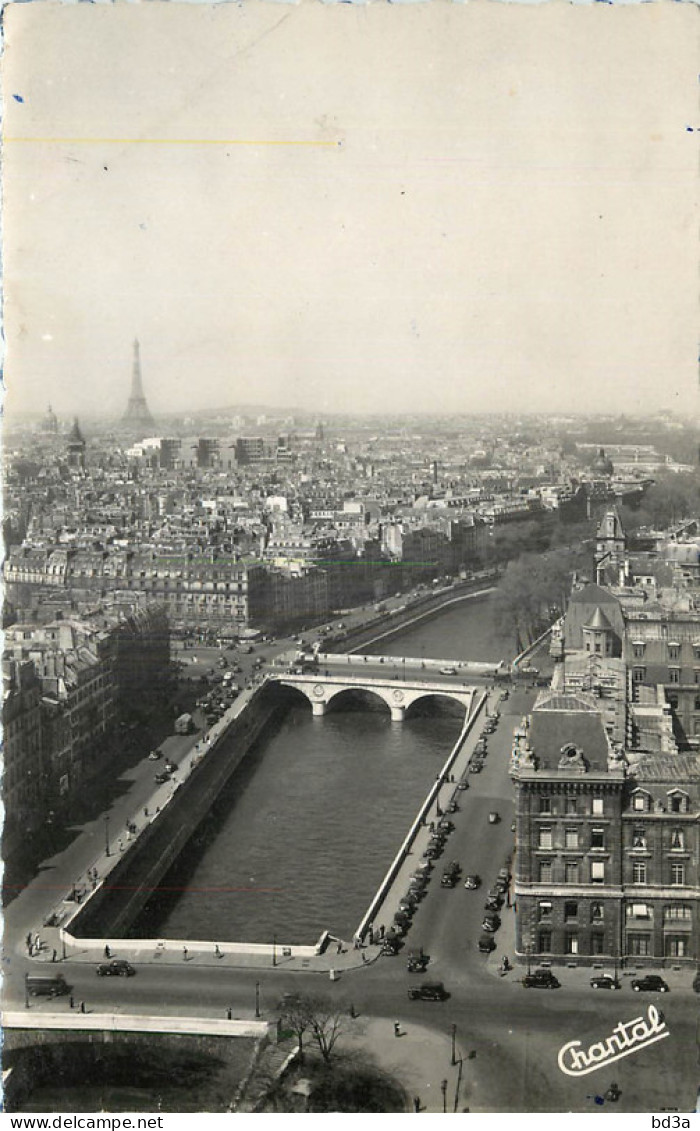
[42,404,58,434]
[591,447,614,477]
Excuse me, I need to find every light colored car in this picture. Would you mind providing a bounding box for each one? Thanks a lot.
[440,666,457,676]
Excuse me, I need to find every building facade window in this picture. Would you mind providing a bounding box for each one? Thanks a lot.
[668,669,680,685]
[633,643,645,659]
[565,798,577,815]
[565,828,579,850]
[539,796,552,814]
[670,829,685,851]
[590,861,605,884]
[538,901,552,920]
[564,901,578,921]
[664,904,691,923]
[667,645,680,661]
[632,827,647,849]
[565,861,580,884]
[565,933,579,955]
[590,828,605,850]
[669,792,689,813]
[590,902,604,923]
[628,934,651,957]
[632,668,646,683]
[538,827,553,850]
[671,862,685,887]
[539,860,553,883]
[592,798,604,816]
[590,932,605,955]
[538,930,552,953]
[632,793,648,812]
[632,861,647,884]
[665,937,687,958]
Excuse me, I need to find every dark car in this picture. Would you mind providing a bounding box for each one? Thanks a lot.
[481,916,500,933]
[154,770,171,784]
[484,896,502,913]
[693,971,700,993]
[441,874,457,888]
[96,960,136,978]
[407,953,430,973]
[408,981,448,1001]
[477,935,496,953]
[590,975,621,990]
[523,969,560,989]
[631,975,669,993]
[468,763,482,774]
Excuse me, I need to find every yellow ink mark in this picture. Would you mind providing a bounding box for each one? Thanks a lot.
[5,137,340,148]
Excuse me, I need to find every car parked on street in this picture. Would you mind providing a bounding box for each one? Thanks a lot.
[477,935,496,953]
[482,916,500,933]
[408,982,448,1001]
[440,667,457,676]
[631,975,669,993]
[590,974,620,990]
[96,960,136,978]
[464,874,481,890]
[523,969,560,989]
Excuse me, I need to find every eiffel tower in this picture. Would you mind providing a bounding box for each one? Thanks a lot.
[122,339,155,432]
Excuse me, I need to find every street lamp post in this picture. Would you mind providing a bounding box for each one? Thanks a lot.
[441,1079,448,1114]
[104,814,111,857]
[451,1023,457,1066]
[255,981,260,1018]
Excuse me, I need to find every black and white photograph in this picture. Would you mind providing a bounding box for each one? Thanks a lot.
[1,0,699,1119]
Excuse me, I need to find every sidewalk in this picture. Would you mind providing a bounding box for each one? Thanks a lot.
[343,1015,475,1113]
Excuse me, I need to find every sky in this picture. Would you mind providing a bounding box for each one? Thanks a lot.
[3,1,698,421]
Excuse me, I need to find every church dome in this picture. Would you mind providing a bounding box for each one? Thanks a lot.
[591,447,614,476]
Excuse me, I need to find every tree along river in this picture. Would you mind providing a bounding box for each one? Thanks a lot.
[129,591,514,945]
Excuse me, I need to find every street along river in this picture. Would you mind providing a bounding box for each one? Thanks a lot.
[129,590,516,945]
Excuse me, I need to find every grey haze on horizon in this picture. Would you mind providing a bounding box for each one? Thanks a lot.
[3,2,698,422]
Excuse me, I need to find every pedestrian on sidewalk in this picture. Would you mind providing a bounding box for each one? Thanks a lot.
[226,1007,232,1020]
[215,944,222,958]
[79,1001,86,1014]
[393,1021,401,1038]
[26,932,32,950]
[34,933,41,951]
[336,940,343,955]
[69,995,75,1010]
[183,946,189,961]
[413,1097,421,1113]
[51,949,57,963]
[379,924,385,939]
[104,945,111,959]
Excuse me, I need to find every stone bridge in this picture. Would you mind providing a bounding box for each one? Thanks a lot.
[269,673,474,722]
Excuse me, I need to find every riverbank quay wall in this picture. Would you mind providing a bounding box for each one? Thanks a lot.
[62,686,283,942]
[329,582,501,657]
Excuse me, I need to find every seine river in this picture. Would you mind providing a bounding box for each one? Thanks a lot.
[130,590,514,944]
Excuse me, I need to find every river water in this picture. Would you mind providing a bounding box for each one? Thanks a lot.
[130,590,514,944]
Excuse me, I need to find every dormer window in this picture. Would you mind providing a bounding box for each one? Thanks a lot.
[632,791,650,813]
[668,791,689,814]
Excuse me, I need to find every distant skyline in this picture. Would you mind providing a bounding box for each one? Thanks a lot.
[3,3,698,421]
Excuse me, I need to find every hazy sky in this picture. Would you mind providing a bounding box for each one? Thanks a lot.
[3,2,698,421]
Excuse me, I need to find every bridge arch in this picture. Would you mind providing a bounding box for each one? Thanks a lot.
[404,692,468,721]
[325,686,392,716]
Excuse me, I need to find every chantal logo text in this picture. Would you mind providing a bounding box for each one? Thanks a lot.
[558,1004,669,1077]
